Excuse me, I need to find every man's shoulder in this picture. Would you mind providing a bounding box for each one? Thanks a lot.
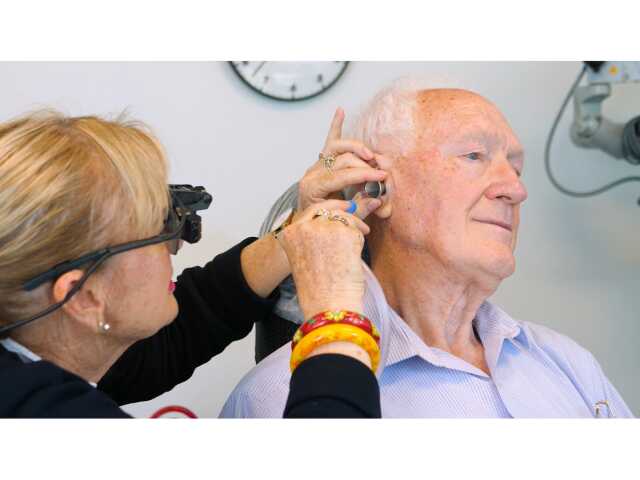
[516,318,633,416]
[484,301,601,381]
[484,301,596,365]
[517,319,595,364]
[219,343,292,418]
[511,316,607,395]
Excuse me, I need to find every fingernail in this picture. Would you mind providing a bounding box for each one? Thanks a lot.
[363,147,373,158]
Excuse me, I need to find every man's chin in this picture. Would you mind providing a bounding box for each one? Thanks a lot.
[473,249,516,281]
[488,255,516,280]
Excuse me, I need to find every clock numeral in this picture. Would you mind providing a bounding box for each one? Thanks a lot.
[231,61,349,101]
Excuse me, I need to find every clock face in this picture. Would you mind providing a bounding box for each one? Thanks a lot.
[230,61,349,101]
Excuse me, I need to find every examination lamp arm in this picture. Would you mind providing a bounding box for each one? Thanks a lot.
[570,61,640,165]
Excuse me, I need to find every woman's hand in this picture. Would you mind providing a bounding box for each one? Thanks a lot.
[276,198,380,319]
[280,197,381,370]
[297,108,387,212]
[240,107,385,300]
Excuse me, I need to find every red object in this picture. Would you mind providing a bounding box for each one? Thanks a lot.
[293,311,379,349]
[150,405,197,418]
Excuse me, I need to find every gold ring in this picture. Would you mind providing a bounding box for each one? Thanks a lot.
[313,208,331,219]
[319,152,336,171]
[328,214,349,227]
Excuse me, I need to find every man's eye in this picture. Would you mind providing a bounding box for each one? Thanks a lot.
[464,152,481,161]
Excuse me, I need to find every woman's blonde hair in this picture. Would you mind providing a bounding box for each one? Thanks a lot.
[0,111,170,328]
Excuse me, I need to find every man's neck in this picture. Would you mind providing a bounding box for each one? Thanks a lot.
[370,238,498,372]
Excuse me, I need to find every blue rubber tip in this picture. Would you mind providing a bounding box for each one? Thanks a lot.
[346,199,357,214]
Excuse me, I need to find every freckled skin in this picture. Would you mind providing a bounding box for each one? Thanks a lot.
[366,89,528,364]
[102,241,178,341]
[372,89,528,288]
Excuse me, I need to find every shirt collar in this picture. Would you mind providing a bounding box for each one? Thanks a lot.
[474,301,532,372]
[0,337,97,388]
[474,301,522,340]
[0,337,41,363]
[361,265,532,375]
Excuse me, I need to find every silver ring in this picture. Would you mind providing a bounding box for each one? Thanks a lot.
[328,214,349,227]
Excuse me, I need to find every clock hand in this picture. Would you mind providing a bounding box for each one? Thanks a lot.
[252,61,267,77]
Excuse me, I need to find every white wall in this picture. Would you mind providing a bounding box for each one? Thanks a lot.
[1,62,638,417]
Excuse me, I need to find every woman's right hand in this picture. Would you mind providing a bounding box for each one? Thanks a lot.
[276,197,380,320]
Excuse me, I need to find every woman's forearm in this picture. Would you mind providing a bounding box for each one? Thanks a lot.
[240,233,290,298]
[284,354,381,418]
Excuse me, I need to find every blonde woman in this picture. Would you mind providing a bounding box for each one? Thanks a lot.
[0,109,387,417]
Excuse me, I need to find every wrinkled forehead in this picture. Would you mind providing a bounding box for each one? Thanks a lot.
[413,89,522,153]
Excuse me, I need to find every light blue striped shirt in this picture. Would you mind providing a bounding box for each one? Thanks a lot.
[220,265,632,418]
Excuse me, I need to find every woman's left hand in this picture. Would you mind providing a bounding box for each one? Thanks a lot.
[297,108,387,212]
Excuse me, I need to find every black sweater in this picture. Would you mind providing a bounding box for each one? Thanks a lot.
[0,238,380,418]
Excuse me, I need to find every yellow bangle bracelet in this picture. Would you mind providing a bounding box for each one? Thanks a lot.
[290,323,380,373]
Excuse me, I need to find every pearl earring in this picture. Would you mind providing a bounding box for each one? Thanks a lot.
[98,321,111,333]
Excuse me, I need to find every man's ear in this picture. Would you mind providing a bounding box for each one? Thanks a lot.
[371,153,394,220]
[52,270,105,326]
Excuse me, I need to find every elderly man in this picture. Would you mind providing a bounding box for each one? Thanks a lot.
[220,83,632,418]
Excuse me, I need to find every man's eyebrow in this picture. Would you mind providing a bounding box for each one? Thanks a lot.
[444,132,487,145]
[455,129,486,140]
[445,130,524,159]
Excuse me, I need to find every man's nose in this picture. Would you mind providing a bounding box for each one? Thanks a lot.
[484,161,528,204]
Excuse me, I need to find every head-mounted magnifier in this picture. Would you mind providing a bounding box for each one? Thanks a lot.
[165,184,212,253]
[0,184,212,336]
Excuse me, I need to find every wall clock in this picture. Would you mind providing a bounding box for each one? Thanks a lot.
[230,61,349,102]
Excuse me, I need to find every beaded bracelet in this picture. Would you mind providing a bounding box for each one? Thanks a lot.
[292,310,380,349]
[290,323,380,373]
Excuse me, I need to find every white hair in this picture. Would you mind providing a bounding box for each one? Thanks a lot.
[348,75,469,156]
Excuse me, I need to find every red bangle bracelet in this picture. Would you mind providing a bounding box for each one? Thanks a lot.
[292,310,380,349]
